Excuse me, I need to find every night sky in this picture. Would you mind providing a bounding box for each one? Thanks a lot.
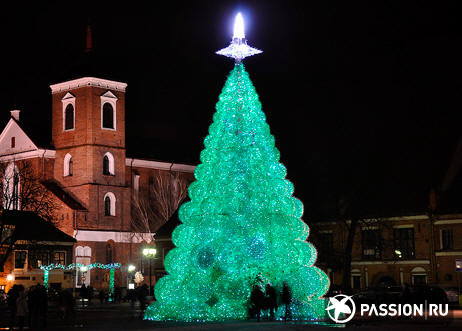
[1,1,461,219]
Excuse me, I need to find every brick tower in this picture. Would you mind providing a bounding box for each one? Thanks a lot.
[50,77,129,233]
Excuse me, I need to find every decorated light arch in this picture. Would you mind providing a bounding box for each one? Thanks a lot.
[40,263,120,301]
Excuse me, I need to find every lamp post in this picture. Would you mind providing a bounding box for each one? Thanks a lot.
[128,264,136,289]
[142,248,156,296]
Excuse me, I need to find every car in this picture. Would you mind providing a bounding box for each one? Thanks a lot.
[443,287,460,304]
[410,285,448,304]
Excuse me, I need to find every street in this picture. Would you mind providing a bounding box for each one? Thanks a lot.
[1,301,461,330]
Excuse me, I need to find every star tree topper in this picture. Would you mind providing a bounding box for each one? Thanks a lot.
[216,13,262,63]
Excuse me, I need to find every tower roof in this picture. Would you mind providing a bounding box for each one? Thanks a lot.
[49,77,127,94]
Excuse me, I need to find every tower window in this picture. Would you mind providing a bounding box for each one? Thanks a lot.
[104,192,116,216]
[64,153,73,176]
[105,243,113,264]
[102,103,114,129]
[11,137,15,148]
[103,152,115,175]
[64,104,75,130]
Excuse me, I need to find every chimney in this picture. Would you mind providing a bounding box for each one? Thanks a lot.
[85,25,92,53]
[10,110,20,121]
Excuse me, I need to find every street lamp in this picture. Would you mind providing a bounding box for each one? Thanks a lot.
[142,247,157,296]
[127,264,136,289]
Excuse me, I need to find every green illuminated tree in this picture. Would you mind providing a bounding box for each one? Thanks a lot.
[145,64,329,321]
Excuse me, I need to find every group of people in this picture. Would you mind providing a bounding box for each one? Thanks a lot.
[127,284,150,319]
[7,283,48,330]
[249,282,292,321]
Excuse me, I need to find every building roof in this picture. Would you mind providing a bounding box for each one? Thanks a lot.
[41,180,87,211]
[1,210,76,243]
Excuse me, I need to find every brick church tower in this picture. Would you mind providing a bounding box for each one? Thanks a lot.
[50,78,129,232]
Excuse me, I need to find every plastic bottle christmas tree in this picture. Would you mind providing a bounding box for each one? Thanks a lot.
[145,13,329,321]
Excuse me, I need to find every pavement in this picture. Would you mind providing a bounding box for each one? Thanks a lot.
[0,301,461,330]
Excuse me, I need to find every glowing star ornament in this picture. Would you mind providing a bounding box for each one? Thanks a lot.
[145,13,329,322]
[216,13,262,62]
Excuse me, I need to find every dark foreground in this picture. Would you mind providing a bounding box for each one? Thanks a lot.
[0,301,461,330]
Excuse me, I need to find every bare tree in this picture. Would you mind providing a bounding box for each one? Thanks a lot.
[0,160,56,271]
[130,171,189,240]
[311,195,396,293]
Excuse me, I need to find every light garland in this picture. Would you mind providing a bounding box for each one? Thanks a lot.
[144,61,329,322]
[40,262,121,300]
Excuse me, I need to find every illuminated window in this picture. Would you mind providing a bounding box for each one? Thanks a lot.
[54,252,66,265]
[34,252,49,268]
[394,228,415,259]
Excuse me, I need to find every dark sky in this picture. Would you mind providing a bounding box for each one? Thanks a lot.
[1,1,461,219]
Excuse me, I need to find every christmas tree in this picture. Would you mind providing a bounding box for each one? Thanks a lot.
[145,13,329,322]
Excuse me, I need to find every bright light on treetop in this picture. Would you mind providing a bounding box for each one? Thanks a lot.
[233,13,245,39]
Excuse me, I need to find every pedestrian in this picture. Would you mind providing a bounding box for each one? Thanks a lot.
[37,284,48,328]
[7,284,19,330]
[128,289,137,320]
[281,281,292,321]
[99,289,105,305]
[62,289,75,320]
[16,285,28,331]
[80,284,87,307]
[28,284,39,328]
[138,284,148,319]
[87,286,93,304]
[265,283,277,320]
[250,285,265,321]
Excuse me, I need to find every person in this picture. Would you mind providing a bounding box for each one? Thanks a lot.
[99,289,105,305]
[281,281,292,321]
[37,284,48,328]
[128,289,137,320]
[137,284,149,319]
[7,285,19,329]
[28,284,39,328]
[16,285,28,330]
[60,289,75,320]
[80,284,87,307]
[87,286,93,305]
[265,283,277,320]
[250,285,265,321]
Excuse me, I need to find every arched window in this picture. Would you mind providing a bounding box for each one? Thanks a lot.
[105,243,113,264]
[103,152,114,175]
[64,104,74,130]
[3,163,20,210]
[64,153,73,176]
[102,103,114,129]
[104,192,116,216]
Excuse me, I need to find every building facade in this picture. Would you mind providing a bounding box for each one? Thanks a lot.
[313,213,462,292]
[0,77,195,290]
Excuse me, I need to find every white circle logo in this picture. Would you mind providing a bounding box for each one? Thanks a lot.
[325,294,356,323]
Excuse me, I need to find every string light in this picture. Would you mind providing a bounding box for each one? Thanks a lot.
[40,262,121,296]
[144,63,329,322]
